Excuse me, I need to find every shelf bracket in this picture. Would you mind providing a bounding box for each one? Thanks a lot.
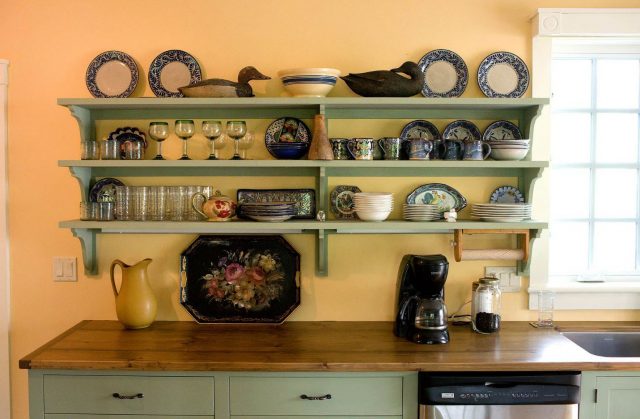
[317,166,328,213]
[70,228,97,275]
[316,229,328,276]
[518,228,543,275]
[68,105,94,143]
[68,166,92,201]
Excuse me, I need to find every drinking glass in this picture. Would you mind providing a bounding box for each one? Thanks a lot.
[226,121,247,160]
[238,131,254,160]
[202,120,223,160]
[149,186,168,221]
[535,290,554,327]
[175,120,195,160]
[214,133,228,159]
[149,122,170,160]
[115,186,134,221]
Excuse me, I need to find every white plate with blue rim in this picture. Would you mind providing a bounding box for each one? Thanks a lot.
[442,120,482,141]
[477,51,529,98]
[148,50,202,97]
[400,120,441,140]
[418,49,468,98]
[489,186,525,204]
[86,51,138,98]
[483,120,523,141]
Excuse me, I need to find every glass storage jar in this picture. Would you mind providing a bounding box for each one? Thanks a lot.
[472,277,501,334]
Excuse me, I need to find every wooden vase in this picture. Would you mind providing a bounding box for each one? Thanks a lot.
[308,114,333,160]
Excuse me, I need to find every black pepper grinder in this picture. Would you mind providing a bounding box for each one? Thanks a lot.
[471,277,501,334]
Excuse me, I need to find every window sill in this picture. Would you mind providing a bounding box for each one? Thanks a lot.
[529,282,640,309]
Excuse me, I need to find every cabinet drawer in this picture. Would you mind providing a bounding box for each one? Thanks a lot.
[229,376,403,416]
[43,375,214,415]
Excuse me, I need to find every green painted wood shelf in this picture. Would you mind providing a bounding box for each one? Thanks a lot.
[58,97,549,276]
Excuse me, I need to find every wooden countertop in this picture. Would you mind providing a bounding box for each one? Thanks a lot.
[19,320,640,372]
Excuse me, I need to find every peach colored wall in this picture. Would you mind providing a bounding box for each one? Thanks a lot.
[2,1,640,417]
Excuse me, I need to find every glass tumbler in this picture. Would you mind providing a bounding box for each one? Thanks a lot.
[81,141,100,160]
[168,186,188,221]
[101,139,120,160]
[133,186,150,221]
[535,290,554,327]
[149,186,168,221]
[115,186,134,221]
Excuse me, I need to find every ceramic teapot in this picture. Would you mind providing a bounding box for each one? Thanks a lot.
[192,190,237,221]
[110,258,157,329]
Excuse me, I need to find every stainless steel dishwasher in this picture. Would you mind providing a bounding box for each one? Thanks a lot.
[419,371,580,419]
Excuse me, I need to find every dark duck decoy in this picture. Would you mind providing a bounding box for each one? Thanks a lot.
[341,61,424,97]
[179,66,271,98]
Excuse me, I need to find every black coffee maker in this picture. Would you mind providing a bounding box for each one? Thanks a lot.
[394,254,449,344]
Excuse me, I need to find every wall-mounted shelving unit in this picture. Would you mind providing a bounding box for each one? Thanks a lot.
[58,97,549,276]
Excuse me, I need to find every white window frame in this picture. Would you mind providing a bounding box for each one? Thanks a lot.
[0,58,10,419]
[530,8,640,309]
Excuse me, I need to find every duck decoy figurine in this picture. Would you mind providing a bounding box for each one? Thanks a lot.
[178,66,271,98]
[341,61,424,97]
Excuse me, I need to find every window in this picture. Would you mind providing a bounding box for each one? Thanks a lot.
[549,45,640,283]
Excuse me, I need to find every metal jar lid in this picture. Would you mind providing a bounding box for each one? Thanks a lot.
[479,277,500,285]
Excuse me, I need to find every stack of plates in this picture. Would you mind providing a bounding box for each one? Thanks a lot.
[471,203,532,222]
[354,192,393,221]
[487,139,530,161]
[240,202,296,222]
[403,204,440,221]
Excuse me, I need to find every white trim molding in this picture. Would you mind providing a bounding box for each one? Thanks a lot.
[0,58,10,418]
[530,9,640,310]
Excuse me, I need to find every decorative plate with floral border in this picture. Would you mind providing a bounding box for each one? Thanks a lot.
[442,120,482,141]
[406,183,467,217]
[264,117,311,144]
[399,120,441,140]
[89,177,124,203]
[148,49,202,97]
[418,49,468,98]
[489,185,525,204]
[237,189,316,219]
[330,185,361,219]
[85,50,138,98]
[477,51,529,98]
[180,235,300,323]
[483,120,522,141]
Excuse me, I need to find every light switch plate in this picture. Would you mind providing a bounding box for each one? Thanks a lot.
[484,266,520,292]
[53,257,77,282]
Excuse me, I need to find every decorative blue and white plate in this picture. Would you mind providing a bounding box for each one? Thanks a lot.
[330,185,361,219]
[400,120,441,140]
[483,120,522,141]
[418,49,468,98]
[86,51,138,98]
[442,120,482,141]
[477,51,529,98]
[406,183,467,216]
[89,177,125,203]
[265,117,311,145]
[489,186,525,204]
[148,50,202,97]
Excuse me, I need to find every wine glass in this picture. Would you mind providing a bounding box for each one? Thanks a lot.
[174,120,195,160]
[202,120,223,160]
[238,131,255,160]
[148,122,169,160]
[226,121,247,160]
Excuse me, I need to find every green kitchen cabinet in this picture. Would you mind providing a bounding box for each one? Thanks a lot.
[28,370,418,419]
[580,371,640,419]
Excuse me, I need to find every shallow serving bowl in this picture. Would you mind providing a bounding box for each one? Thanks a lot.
[356,209,392,221]
[490,147,529,161]
[278,68,341,97]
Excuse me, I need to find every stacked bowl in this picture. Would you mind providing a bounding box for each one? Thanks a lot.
[402,204,440,221]
[240,202,296,222]
[278,68,341,97]
[354,192,394,221]
[471,203,532,222]
[488,139,530,161]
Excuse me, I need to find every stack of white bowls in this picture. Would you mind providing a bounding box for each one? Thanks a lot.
[354,192,394,221]
[471,203,532,222]
[488,139,530,160]
[402,204,440,221]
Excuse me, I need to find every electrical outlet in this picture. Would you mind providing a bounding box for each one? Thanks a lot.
[484,266,520,292]
[53,257,77,282]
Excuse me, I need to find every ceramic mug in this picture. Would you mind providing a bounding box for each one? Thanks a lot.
[428,138,446,160]
[404,138,435,160]
[462,140,492,161]
[372,139,383,160]
[442,139,465,161]
[330,138,351,160]
[347,138,375,160]
[378,137,402,160]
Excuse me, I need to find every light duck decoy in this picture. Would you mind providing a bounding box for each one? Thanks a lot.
[341,61,424,97]
[179,66,271,98]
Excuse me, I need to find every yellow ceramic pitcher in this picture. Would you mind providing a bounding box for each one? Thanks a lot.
[110,258,157,329]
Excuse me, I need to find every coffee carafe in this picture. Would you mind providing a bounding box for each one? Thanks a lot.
[394,254,449,344]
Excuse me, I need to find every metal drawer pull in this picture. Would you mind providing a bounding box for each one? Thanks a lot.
[300,394,332,400]
[112,392,144,400]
